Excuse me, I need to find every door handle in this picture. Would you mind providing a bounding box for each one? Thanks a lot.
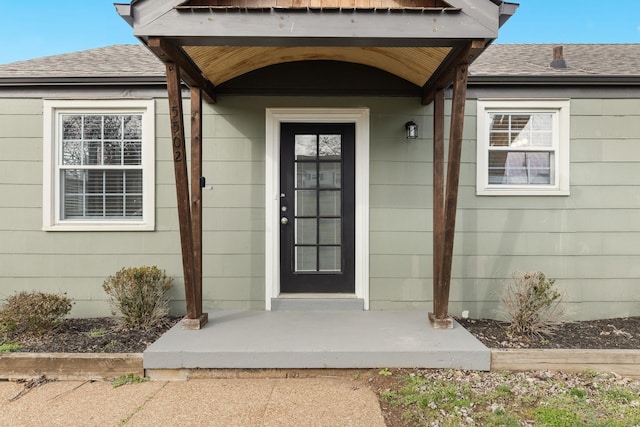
[280,217,289,225]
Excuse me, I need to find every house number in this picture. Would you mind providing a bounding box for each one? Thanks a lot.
[170,105,184,162]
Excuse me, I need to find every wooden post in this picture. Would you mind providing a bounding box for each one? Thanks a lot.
[430,62,469,328]
[166,63,205,328]
[431,88,445,324]
[188,86,208,328]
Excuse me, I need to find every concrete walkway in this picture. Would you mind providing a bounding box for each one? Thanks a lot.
[0,377,385,427]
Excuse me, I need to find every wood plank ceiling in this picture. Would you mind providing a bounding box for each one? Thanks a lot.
[183,46,451,87]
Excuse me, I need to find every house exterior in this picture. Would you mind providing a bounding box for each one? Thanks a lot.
[0,1,639,322]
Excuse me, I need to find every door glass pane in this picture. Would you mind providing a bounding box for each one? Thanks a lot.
[319,247,341,271]
[295,135,317,160]
[319,190,340,216]
[296,163,317,189]
[295,218,317,244]
[319,219,341,244]
[295,247,317,272]
[295,190,317,216]
[319,134,341,159]
[319,162,341,188]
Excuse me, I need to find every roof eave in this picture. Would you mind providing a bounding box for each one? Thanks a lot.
[498,2,518,27]
[114,3,134,26]
[0,76,167,87]
[468,75,640,85]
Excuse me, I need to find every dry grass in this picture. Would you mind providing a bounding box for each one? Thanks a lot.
[371,368,640,426]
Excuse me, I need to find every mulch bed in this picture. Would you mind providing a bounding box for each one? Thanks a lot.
[4,316,640,353]
[459,316,640,349]
[4,317,181,353]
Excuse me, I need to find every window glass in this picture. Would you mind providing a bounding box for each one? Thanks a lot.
[477,100,569,196]
[44,100,154,230]
[59,114,144,220]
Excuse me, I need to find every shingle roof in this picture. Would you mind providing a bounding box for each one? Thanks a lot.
[471,44,640,77]
[0,45,164,79]
[0,43,639,82]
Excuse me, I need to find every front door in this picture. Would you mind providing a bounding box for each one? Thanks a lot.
[280,123,355,293]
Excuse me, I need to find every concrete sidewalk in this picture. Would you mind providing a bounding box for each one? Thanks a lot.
[0,377,385,426]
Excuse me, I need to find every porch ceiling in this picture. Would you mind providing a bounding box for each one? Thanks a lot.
[183,46,451,87]
[118,0,517,102]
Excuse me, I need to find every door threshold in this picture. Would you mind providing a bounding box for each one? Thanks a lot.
[277,293,358,299]
[271,296,364,311]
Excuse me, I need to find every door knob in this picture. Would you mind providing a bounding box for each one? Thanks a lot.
[280,217,289,225]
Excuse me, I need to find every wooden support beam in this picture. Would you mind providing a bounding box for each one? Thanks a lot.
[433,62,469,324]
[431,88,445,323]
[166,63,198,322]
[188,86,208,329]
[421,40,485,105]
[149,37,217,104]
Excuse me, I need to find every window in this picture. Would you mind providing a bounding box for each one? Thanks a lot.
[43,100,155,230]
[476,99,570,196]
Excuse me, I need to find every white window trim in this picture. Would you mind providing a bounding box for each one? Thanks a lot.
[43,99,155,231]
[265,108,370,310]
[476,99,570,196]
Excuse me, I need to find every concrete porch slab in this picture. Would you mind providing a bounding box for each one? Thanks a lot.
[144,311,490,370]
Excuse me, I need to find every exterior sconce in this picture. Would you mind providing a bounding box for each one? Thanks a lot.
[405,121,418,140]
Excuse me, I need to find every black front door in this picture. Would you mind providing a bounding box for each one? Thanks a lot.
[280,123,355,293]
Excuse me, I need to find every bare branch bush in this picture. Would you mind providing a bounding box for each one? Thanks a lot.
[500,271,565,338]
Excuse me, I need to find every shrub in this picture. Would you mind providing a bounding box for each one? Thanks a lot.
[0,291,73,336]
[500,271,565,337]
[103,266,173,329]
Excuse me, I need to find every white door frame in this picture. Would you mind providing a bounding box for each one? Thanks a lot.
[265,108,370,310]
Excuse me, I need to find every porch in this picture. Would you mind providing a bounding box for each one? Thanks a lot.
[143,311,489,372]
[116,0,518,331]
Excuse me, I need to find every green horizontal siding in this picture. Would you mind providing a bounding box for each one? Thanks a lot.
[369,96,640,320]
[0,115,43,138]
[2,95,640,320]
[1,137,42,160]
[0,99,43,115]
[572,115,640,139]
[0,95,268,316]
